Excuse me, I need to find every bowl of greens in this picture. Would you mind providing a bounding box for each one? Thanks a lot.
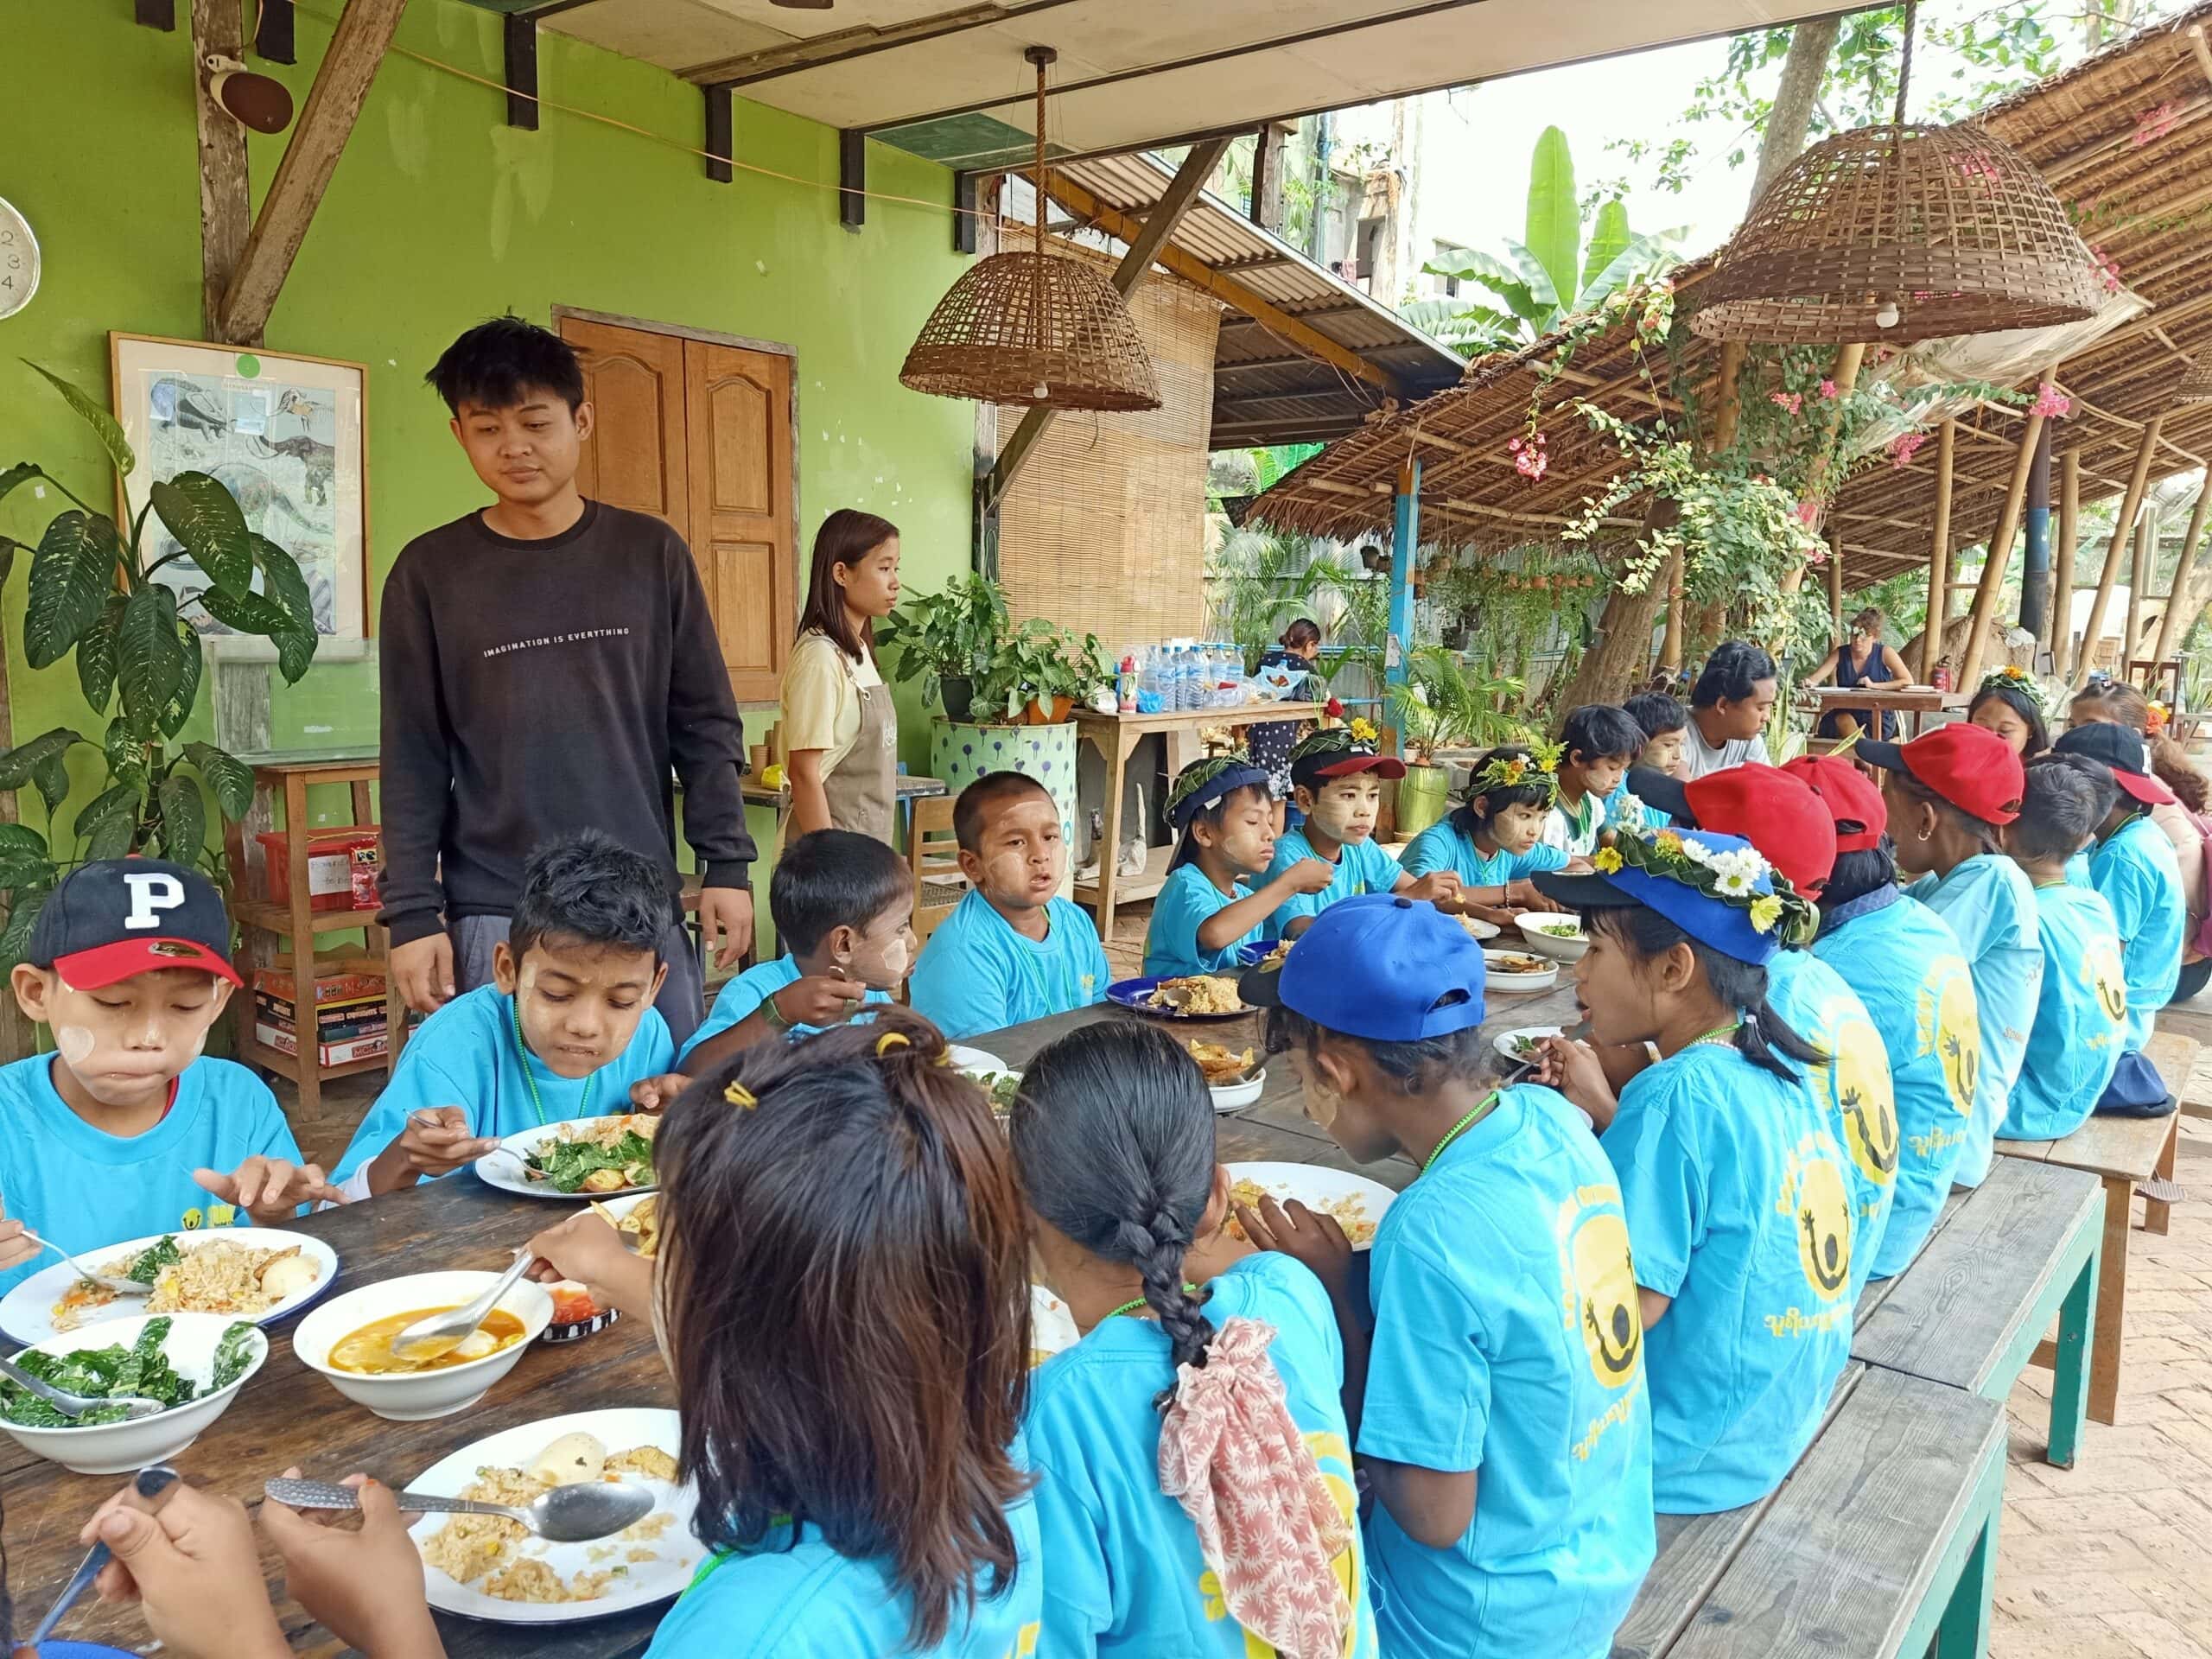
[476,1115,658,1199]
[0,1313,267,1473]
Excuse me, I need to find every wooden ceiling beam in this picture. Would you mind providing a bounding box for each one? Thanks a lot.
[219,0,409,345]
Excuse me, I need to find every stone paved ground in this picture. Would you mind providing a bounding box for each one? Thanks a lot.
[276,908,2212,1656]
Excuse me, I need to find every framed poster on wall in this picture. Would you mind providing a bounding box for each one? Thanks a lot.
[109,333,371,654]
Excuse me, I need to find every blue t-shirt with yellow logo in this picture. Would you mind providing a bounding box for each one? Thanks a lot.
[1906,855,2041,1188]
[331,986,675,1187]
[645,1499,1041,1658]
[1810,893,1979,1281]
[1764,949,1897,1299]
[2004,882,2128,1141]
[1395,817,1568,891]
[1025,1251,1377,1657]
[909,891,1110,1041]
[679,957,893,1065]
[2088,814,2185,1051]
[0,1054,303,1298]
[1603,1043,1855,1515]
[1360,1084,1655,1658]
[1263,827,1405,933]
[1143,863,1266,980]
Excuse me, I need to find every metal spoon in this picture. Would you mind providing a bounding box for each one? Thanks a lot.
[389,1247,535,1363]
[264,1476,655,1544]
[0,1353,166,1421]
[20,1230,150,1296]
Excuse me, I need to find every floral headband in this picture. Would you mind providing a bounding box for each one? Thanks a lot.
[1470,740,1564,808]
[1591,828,1818,948]
[1974,664,2049,716]
[1288,721,1379,767]
[1166,755,1273,830]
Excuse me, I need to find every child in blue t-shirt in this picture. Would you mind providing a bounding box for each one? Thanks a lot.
[1398,745,1573,927]
[1544,706,1645,857]
[1783,754,1980,1281]
[332,833,677,1198]
[2001,756,2129,1138]
[909,771,1111,1039]
[677,830,909,1071]
[1240,897,1654,1659]
[1011,1020,1376,1657]
[1144,756,1335,977]
[1864,725,2039,1187]
[182,1011,1043,1657]
[1262,728,1459,937]
[1530,830,1853,1516]
[0,860,334,1295]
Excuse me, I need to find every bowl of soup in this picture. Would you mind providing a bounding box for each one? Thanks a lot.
[293,1271,554,1421]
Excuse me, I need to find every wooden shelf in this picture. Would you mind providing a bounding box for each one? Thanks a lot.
[231,898,383,937]
[236,1033,391,1087]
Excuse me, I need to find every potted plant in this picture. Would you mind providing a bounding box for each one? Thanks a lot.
[0,364,321,957]
[978,620,1107,724]
[1387,647,1527,839]
[878,573,1009,721]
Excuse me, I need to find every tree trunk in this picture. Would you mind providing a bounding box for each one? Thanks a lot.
[1556,502,1681,709]
[1754,16,1842,198]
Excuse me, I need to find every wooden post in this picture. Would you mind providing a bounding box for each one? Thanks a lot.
[2052,449,2080,675]
[1960,378,2054,685]
[1827,527,1846,638]
[2150,473,2212,668]
[2125,511,2153,675]
[1659,555,1685,672]
[189,0,251,338]
[2074,414,2164,692]
[1922,419,1955,680]
[1387,461,1421,721]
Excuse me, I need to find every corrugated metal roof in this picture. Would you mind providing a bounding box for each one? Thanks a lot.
[1036,149,1469,447]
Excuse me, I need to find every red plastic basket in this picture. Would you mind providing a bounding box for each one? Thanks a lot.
[256,825,380,913]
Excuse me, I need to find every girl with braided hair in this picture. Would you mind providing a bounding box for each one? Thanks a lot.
[1012,1020,1373,1658]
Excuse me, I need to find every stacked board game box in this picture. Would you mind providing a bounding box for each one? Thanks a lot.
[253,964,389,1067]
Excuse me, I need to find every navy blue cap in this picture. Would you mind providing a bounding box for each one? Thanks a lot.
[1236,894,1486,1041]
[28,857,240,988]
[1166,760,1274,830]
[1533,829,1789,965]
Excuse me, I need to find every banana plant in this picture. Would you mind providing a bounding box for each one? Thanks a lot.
[0,361,321,960]
[1406,126,1685,356]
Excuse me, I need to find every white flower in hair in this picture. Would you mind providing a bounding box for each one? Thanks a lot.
[1675,836,1718,869]
[1713,865,1758,898]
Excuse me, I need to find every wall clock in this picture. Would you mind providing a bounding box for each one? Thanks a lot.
[0,197,41,321]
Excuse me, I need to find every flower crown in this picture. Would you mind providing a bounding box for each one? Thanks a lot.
[1975,664,2049,716]
[1290,724,1378,766]
[1166,754,1257,823]
[1591,828,1819,947]
[1471,740,1564,808]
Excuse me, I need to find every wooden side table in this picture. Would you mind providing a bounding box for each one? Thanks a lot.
[222,749,404,1123]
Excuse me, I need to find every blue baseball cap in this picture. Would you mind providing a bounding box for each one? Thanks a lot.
[1533,828,1786,965]
[1236,894,1486,1042]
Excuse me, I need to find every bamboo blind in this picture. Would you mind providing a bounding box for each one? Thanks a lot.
[993,232,1223,657]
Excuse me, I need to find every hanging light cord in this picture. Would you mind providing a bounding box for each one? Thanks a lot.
[1894,0,1916,127]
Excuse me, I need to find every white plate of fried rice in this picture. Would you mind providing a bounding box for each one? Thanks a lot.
[1,1227,338,1345]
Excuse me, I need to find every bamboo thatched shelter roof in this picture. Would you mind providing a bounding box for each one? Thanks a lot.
[1250,3,2212,585]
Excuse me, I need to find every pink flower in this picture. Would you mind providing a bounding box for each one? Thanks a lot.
[1770,390,1804,415]
[2030,385,2073,420]
[1515,447,1549,481]
[1794,499,1821,525]
[2134,102,2177,146]
[2089,245,2123,295]
[1889,431,1929,469]
[1818,378,1840,400]
[1806,541,1827,567]
[1955,155,2001,186]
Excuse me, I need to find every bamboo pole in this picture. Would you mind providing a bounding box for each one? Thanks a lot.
[1827,528,1846,638]
[2150,471,2212,669]
[2124,511,2153,676]
[1921,418,1955,680]
[1961,371,2062,685]
[2074,414,2164,692]
[2052,449,2079,677]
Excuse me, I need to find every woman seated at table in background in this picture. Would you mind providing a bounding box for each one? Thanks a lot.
[1967,665,2051,759]
[782,509,902,845]
[1802,607,1910,743]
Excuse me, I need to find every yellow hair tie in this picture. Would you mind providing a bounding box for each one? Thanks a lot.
[874,1031,912,1056]
[724,1081,758,1109]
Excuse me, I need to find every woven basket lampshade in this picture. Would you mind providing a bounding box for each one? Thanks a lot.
[2177,359,2212,404]
[900,46,1161,413]
[1687,122,2105,346]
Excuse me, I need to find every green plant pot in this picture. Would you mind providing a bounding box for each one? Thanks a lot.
[939,676,976,721]
[1395,763,1452,841]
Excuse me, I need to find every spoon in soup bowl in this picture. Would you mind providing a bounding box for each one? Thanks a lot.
[389,1247,537,1364]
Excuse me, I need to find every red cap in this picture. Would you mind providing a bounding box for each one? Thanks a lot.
[1679,766,1840,896]
[55,938,243,991]
[1780,754,1891,853]
[1859,724,2024,825]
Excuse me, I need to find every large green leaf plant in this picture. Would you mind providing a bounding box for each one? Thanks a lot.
[0,362,320,960]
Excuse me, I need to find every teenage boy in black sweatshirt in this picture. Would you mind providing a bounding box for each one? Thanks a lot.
[378,317,753,1046]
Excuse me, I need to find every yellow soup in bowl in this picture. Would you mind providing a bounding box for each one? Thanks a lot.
[329,1307,528,1375]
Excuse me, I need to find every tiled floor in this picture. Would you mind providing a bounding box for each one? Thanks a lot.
[272,904,2212,1657]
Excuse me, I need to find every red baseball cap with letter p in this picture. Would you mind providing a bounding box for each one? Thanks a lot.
[28,858,242,989]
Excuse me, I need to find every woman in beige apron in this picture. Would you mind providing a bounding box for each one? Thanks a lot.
[783,510,901,846]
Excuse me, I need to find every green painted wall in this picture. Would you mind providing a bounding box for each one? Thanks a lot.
[1,0,976,884]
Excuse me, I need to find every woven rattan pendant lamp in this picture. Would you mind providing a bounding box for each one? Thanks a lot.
[1688,1,2101,346]
[2177,359,2212,402]
[900,47,1161,411]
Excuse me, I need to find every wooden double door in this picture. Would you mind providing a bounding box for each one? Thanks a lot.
[557,313,796,705]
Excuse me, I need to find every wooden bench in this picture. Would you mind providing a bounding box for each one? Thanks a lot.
[1853,1158,2103,1468]
[1612,1366,2006,1659]
[1993,1028,2196,1423]
[2150,997,2212,1122]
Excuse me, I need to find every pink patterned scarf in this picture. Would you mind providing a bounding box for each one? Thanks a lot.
[1157,1316,1352,1659]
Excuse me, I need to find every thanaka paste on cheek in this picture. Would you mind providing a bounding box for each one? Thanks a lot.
[881,935,911,976]
[54,1026,95,1066]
